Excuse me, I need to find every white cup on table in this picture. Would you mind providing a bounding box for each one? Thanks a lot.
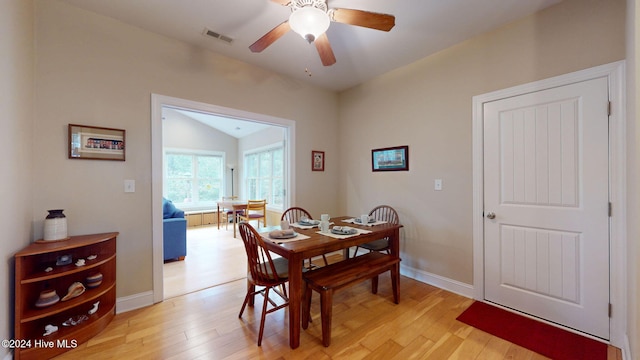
[319,220,330,233]
[321,214,330,222]
[360,214,369,225]
[280,220,289,230]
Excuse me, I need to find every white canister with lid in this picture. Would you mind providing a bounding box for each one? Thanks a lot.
[43,209,68,241]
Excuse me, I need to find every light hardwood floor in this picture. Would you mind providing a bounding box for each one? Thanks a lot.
[55,249,621,360]
[163,225,247,299]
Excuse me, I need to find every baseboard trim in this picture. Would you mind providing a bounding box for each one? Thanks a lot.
[116,265,475,314]
[113,266,633,359]
[116,290,154,314]
[400,264,474,298]
[621,334,632,360]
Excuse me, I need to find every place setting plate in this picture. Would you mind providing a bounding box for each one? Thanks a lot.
[268,230,299,239]
[354,217,376,224]
[331,226,358,235]
[298,219,320,226]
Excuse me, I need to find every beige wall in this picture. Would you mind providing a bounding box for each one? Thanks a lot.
[627,0,639,357]
[4,0,636,357]
[338,0,626,285]
[0,0,34,357]
[32,0,339,298]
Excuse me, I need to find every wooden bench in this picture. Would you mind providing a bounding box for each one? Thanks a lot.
[302,252,400,347]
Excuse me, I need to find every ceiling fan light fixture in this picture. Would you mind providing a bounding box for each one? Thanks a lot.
[289,6,330,43]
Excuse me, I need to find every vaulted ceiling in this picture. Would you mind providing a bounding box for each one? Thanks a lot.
[59,0,562,92]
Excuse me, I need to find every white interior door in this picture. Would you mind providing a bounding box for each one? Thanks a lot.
[483,76,610,339]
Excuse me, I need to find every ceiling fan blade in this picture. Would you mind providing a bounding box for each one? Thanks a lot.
[249,21,291,53]
[331,8,395,31]
[314,33,336,66]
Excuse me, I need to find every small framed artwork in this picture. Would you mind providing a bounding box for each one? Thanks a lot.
[372,145,409,172]
[68,124,125,161]
[312,150,325,171]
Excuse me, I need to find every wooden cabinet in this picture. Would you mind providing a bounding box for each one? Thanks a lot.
[14,232,117,360]
[202,211,217,225]
[185,211,218,227]
[185,212,202,227]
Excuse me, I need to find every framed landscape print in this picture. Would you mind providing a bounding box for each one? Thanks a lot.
[312,150,324,171]
[68,124,126,161]
[372,145,409,171]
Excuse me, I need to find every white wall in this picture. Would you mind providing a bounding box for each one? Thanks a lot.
[32,0,339,298]
[0,0,34,357]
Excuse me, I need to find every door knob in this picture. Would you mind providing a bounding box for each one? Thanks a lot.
[486,212,496,219]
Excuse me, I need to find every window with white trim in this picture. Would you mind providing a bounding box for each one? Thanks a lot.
[244,144,284,210]
[164,150,224,209]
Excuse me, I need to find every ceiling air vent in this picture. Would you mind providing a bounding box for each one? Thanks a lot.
[202,28,233,44]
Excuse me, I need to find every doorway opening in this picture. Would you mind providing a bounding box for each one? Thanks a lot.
[151,94,297,302]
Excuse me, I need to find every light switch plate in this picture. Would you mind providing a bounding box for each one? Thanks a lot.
[124,179,135,193]
[434,179,443,191]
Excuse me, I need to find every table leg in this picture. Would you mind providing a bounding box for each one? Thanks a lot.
[390,228,401,303]
[233,209,238,238]
[287,254,304,349]
[217,204,221,230]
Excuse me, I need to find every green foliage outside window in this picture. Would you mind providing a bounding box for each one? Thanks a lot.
[165,152,223,206]
[245,146,284,209]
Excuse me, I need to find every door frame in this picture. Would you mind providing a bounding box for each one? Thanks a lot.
[151,94,297,304]
[471,61,626,346]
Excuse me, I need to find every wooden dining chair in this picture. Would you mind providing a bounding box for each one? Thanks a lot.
[221,196,243,230]
[353,205,400,257]
[281,207,328,269]
[238,222,289,346]
[238,199,267,228]
[352,205,400,294]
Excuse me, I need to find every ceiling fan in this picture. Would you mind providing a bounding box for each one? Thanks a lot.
[249,0,395,66]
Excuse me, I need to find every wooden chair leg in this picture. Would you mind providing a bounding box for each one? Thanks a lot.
[321,254,328,266]
[247,280,255,307]
[320,289,334,347]
[371,275,379,294]
[257,287,270,346]
[351,246,361,258]
[391,265,400,304]
[239,291,252,318]
[302,284,312,329]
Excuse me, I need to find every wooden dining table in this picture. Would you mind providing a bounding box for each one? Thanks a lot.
[216,199,248,238]
[260,216,402,349]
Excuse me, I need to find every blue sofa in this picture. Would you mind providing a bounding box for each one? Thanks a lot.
[163,198,187,261]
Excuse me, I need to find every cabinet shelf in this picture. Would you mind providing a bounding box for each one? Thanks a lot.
[25,302,115,343]
[20,282,115,323]
[21,254,115,284]
[14,232,118,360]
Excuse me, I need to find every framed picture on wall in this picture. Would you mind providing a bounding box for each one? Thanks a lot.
[372,145,409,171]
[68,124,126,161]
[312,150,324,171]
